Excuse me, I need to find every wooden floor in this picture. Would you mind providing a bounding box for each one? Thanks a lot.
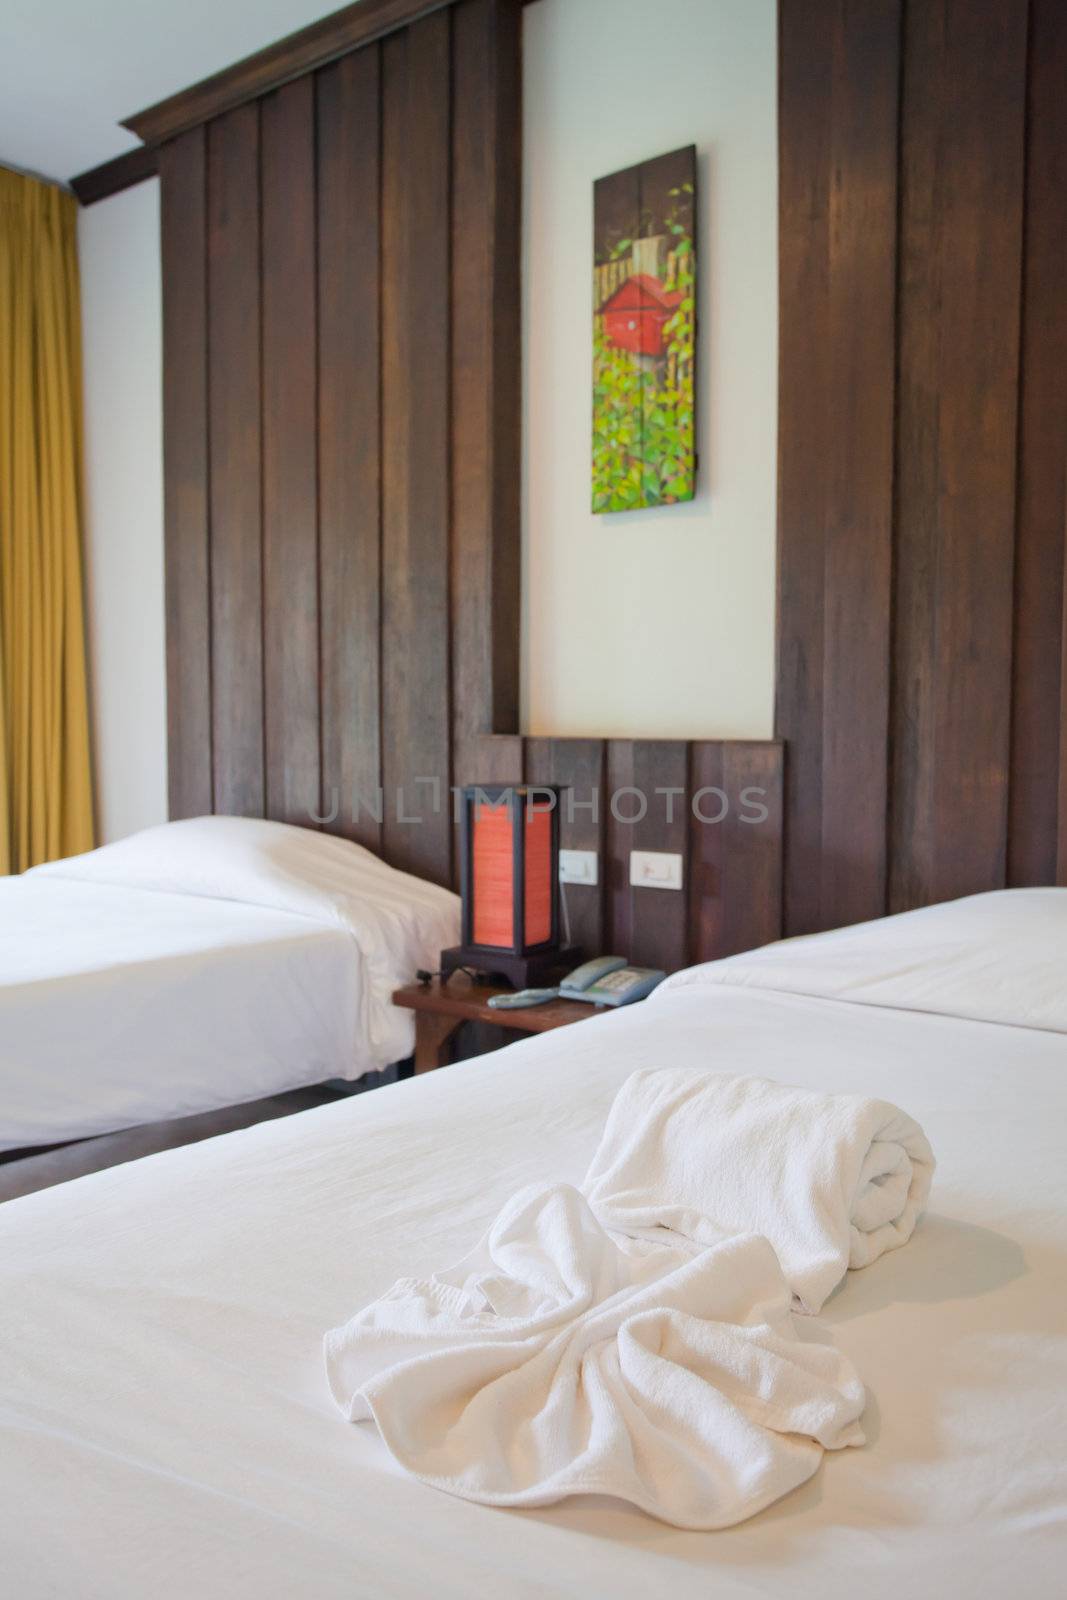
[0,1067,408,1204]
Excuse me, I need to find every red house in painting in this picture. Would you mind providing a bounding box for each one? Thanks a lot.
[600,273,683,358]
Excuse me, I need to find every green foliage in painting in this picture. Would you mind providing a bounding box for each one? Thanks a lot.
[592,323,645,514]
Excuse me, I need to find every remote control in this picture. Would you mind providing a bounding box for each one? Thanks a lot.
[486,987,560,1009]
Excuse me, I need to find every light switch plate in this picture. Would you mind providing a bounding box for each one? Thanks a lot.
[559,849,598,886]
[630,850,684,891]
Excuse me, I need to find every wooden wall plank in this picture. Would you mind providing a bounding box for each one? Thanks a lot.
[689,743,783,964]
[450,0,522,796]
[776,0,831,938]
[1008,0,1067,886]
[777,0,901,937]
[379,27,411,855]
[261,77,319,826]
[160,128,212,820]
[603,741,634,960]
[603,741,689,972]
[631,741,690,972]
[816,0,899,931]
[453,737,525,792]
[1061,510,1067,885]
[380,12,454,883]
[317,46,384,850]
[207,102,264,817]
[485,1,522,735]
[890,0,1028,911]
[525,738,606,958]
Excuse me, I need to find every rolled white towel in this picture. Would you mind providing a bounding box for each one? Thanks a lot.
[582,1068,935,1313]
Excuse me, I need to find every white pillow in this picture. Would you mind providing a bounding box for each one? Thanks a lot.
[32,814,456,930]
[659,888,1067,1035]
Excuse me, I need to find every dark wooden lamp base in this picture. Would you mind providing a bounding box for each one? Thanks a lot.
[439,945,582,990]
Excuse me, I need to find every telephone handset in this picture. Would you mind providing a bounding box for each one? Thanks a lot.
[558,955,666,1007]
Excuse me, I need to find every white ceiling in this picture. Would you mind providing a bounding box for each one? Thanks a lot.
[0,0,350,182]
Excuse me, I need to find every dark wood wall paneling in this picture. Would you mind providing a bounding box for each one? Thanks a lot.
[450,0,523,784]
[163,0,520,890]
[207,102,264,821]
[778,0,1067,935]
[1010,0,1067,888]
[776,0,900,936]
[261,79,320,827]
[524,739,783,969]
[317,47,383,856]
[160,0,781,969]
[891,0,1027,913]
[160,128,211,822]
[379,15,453,882]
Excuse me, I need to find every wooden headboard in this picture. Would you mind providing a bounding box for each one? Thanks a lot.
[157,0,784,972]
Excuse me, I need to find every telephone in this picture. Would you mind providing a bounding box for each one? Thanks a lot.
[486,955,666,1011]
[558,955,666,1007]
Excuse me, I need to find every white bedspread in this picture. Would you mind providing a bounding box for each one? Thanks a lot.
[1,891,1065,1597]
[0,817,459,1149]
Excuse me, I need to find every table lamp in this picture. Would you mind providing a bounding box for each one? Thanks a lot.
[440,785,580,988]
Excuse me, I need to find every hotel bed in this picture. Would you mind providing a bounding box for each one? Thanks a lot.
[0,816,459,1151]
[1,889,1064,1597]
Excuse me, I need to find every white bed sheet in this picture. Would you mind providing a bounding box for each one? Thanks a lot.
[1,975,1064,1597]
[0,817,460,1150]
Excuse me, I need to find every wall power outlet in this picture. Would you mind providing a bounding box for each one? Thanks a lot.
[559,849,598,886]
[629,850,684,891]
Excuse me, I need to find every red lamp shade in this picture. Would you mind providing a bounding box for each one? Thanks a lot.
[460,786,561,956]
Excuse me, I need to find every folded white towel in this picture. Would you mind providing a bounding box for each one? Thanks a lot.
[325,1183,865,1529]
[583,1069,936,1314]
[325,1068,933,1526]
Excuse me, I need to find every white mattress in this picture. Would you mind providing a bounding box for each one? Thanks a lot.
[0,817,460,1149]
[1,891,1065,1597]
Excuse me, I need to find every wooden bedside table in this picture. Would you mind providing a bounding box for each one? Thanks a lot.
[392,974,604,1073]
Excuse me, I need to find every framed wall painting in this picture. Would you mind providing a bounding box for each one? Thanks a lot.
[592,145,696,513]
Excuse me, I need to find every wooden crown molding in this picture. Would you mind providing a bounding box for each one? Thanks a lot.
[70,142,160,206]
[124,0,543,146]
[73,0,544,200]
[125,0,451,145]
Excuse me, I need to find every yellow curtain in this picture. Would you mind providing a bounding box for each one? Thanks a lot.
[0,166,94,873]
